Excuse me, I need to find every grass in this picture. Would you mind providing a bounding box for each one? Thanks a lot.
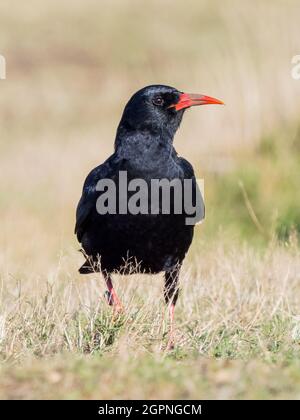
[0,240,299,398]
[0,0,300,399]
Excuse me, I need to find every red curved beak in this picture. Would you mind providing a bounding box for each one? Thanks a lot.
[171,93,224,111]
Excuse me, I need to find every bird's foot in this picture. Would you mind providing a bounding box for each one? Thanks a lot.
[166,337,175,351]
[104,291,124,315]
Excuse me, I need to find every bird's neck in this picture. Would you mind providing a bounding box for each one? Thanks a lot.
[114,126,177,176]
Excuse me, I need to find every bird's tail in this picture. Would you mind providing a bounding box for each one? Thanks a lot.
[78,259,101,274]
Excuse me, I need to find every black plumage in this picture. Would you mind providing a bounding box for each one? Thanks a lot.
[75,84,223,348]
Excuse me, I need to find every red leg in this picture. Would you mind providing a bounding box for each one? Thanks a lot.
[104,274,123,313]
[164,267,180,350]
[166,303,175,350]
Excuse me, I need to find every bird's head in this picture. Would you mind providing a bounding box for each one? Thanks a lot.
[116,84,224,141]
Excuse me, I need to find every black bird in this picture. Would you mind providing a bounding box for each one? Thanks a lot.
[75,85,223,348]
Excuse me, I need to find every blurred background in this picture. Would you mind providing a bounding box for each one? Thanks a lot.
[0,0,300,281]
[1,0,300,399]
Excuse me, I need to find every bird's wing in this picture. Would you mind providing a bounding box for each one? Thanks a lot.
[177,156,205,223]
[75,155,115,242]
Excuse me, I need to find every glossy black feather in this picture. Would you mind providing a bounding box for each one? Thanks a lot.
[75,85,204,275]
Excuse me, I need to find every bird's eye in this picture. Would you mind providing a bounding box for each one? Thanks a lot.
[153,96,164,107]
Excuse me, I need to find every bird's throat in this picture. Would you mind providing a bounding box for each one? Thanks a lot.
[116,132,175,173]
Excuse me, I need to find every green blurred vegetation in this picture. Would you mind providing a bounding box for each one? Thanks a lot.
[2,314,300,399]
[203,122,300,246]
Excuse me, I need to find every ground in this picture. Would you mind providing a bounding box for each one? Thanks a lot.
[1,240,299,399]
